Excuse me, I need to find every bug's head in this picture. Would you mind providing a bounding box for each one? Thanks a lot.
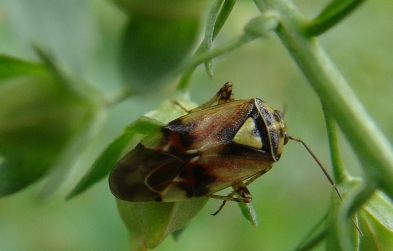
[271,109,289,160]
[253,99,288,161]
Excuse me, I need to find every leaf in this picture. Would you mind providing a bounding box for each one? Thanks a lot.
[171,226,188,242]
[359,191,393,250]
[238,202,259,227]
[203,0,224,79]
[118,197,209,250]
[0,54,105,197]
[119,14,200,93]
[305,0,366,36]
[0,55,46,81]
[66,117,163,199]
[2,0,99,73]
[325,179,393,251]
[111,0,209,19]
[202,0,237,79]
[325,180,361,251]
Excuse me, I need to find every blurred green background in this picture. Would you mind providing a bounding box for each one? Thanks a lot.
[0,0,392,250]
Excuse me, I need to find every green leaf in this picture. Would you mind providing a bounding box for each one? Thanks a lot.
[117,197,209,250]
[111,0,209,19]
[326,180,361,251]
[123,116,164,135]
[0,54,105,197]
[359,191,393,250]
[325,185,393,251]
[203,0,225,79]
[324,178,391,251]
[66,117,163,200]
[203,0,237,79]
[2,0,99,72]
[176,0,236,91]
[238,202,259,227]
[119,14,200,93]
[171,226,188,242]
[0,55,47,81]
[305,0,366,36]
[211,0,236,39]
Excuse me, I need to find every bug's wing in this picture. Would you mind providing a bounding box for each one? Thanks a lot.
[109,143,274,202]
[169,143,274,198]
[109,145,189,202]
[110,99,276,202]
[154,100,255,153]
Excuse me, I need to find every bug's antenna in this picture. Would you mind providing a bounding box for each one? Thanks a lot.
[288,136,362,235]
[281,104,288,117]
[289,136,342,199]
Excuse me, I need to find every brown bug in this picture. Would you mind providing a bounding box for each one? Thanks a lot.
[109,82,346,210]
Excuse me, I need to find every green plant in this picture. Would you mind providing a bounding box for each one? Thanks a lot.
[1,0,392,250]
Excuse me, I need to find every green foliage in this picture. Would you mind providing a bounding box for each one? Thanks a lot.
[238,201,259,227]
[66,116,164,200]
[1,0,392,250]
[305,0,366,36]
[358,192,393,250]
[117,197,208,250]
[0,54,105,197]
[120,15,200,92]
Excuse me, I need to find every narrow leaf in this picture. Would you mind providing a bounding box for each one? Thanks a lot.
[67,117,163,199]
[305,0,366,36]
[238,202,259,227]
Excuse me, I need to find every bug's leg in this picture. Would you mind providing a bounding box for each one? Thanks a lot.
[210,167,272,215]
[207,181,251,203]
[210,182,251,215]
[210,190,242,216]
[172,101,189,112]
[243,166,272,186]
[211,200,228,216]
[188,82,234,113]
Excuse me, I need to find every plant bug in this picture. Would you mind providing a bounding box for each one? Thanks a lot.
[109,82,346,216]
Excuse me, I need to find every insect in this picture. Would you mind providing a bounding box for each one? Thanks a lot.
[109,82,341,210]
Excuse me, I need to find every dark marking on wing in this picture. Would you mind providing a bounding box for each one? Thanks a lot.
[179,164,217,198]
[192,165,217,197]
[147,160,183,191]
[216,100,254,143]
[166,118,197,148]
[135,143,144,149]
[220,142,270,160]
[109,144,186,202]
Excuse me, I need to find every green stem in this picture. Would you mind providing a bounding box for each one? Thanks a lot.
[294,213,327,251]
[176,70,195,92]
[104,87,134,107]
[294,229,326,251]
[337,181,376,250]
[322,108,348,185]
[177,33,258,80]
[254,0,393,199]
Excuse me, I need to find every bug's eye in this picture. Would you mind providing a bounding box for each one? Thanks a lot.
[284,133,289,145]
[274,110,284,120]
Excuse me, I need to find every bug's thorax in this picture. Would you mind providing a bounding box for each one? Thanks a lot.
[251,98,288,161]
